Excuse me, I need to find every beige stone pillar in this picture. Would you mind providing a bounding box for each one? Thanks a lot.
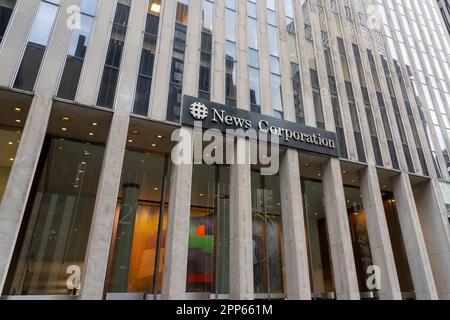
[359,166,402,300]
[229,139,254,300]
[413,179,450,299]
[80,0,148,299]
[279,149,311,299]
[322,158,360,300]
[392,173,438,300]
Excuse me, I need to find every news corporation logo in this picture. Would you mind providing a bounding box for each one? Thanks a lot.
[190,102,209,121]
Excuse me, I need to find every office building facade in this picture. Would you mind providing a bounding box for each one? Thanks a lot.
[0,0,450,300]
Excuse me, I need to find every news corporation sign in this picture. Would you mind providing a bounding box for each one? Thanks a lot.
[181,95,339,158]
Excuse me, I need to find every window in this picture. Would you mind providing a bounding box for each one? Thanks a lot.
[133,1,162,116]
[5,138,105,295]
[97,0,131,108]
[0,0,16,45]
[187,165,230,294]
[57,0,98,100]
[166,0,189,123]
[198,0,213,100]
[13,0,61,91]
[252,171,283,295]
[107,151,169,294]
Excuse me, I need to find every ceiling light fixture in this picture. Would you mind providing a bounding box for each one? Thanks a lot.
[15,119,22,123]
[62,127,68,132]
[62,116,70,121]
[156,134,163,139]
[14,107,22,112]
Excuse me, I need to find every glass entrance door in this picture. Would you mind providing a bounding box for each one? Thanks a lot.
[251,171,284,298]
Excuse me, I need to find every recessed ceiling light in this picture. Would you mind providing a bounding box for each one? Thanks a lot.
[200,193,204,197]
[62,116,70,121]
[305,163,310,167]
[89,132,95,136]
[15,119,22,123]
[58,146,63,150]
[154,187,159,191]
[9,158,14,161]
[352,180,356,183]
[342,170,347,174]
[84,151,91,156]
[62,127,68,131]
[8,141,13,145]
[14,107,22,112]
[132,130,140,134]
[145,152,151,156]
[152,143,157,147]
[91,122,98,127]
[156,135,163,139]
[81,162,86,165]
[128,139,133,143]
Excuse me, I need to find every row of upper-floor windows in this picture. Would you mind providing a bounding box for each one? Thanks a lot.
[2,0,450,173]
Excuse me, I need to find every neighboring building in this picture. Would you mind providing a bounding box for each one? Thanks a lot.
[0,0,449,301]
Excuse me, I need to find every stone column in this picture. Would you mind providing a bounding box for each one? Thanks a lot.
[322,158,360,300]
[0,0,80,293]
[80,0,148,299]
[0,0,40,86]
[279,149,311,300]
[161,158,193,300]
[359,166,402,300]
[229,138,254,300]
[392,173,438,300]
[161,0,201,299]
[413,179,450,299]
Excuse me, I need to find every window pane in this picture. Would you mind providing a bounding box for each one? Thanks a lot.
[107,151,167,294]
[5,139,105,296]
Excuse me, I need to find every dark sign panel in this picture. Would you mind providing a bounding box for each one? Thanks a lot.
[181,95,339,158]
